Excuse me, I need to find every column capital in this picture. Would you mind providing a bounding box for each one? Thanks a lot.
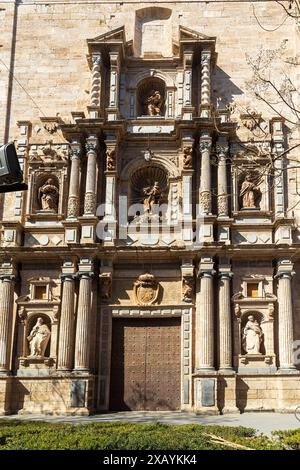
[201,50,211,63]
[78,272,94,280]
[85,135,98,153]
[216,143,229,157]
[183,49,193,67]
[92,53,102,66]
[69,140,82,160]
[109,50,120,67]
[199,139,212,152]
[275,271,295,280]
[218,271,233,280]
[198,257,215,277]
[61,274,77,282]
[0,261,17,280]
[0,275,16,282]
[199,270,216,278]
[275,258,294,279]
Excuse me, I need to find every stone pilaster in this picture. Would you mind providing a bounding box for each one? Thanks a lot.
[74,259,94,372]
[200,51,211,118]
[84,135,98,216]
[107,51,120,121]
[67,140,82,219]
[216,141,229,217]
[182,50,194,120]
[218,265,233,371]
[0,264,16,374]
[57,262,77,371]
[276,259,296,371]
[182,137,194,242]
[196,257,215,371]
[199,134,212,215]
[271,117,285,217]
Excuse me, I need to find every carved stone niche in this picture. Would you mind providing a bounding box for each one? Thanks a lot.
[232,164,270,215]
[232,291,277,372]
[99,272,112,302]
[136,77,166,117]
[16,282,60,372]
[26,152,68,221]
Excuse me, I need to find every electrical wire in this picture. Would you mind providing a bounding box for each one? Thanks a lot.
[251,2,289,31]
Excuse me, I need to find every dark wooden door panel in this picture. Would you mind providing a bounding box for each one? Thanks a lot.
[109,317,181,411]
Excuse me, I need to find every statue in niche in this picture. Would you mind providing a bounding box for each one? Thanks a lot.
[182,276,194,302]
[183,147,193,169]
[100,274,112,301]
[146,90,162,116]
[106,149,116,171]
[38,178,59,212]
[142,181,163,215]
[240,174,261,209]
[242,315,263,354]
[27,317,51,357]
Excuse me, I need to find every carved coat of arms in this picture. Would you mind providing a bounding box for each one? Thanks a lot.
[134,273,159,306]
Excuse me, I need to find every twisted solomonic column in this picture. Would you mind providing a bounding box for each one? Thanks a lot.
[200,51,211,118]
[90,54,101,108]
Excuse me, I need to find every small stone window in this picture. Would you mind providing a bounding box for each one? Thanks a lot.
[28,277,52,301]
[247,283,259,298]
[34,285,48,300]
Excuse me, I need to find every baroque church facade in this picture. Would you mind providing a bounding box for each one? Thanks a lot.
[0,1,300,414]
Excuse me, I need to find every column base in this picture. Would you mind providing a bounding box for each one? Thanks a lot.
[194,367,216,375]
[218,368,236,375]
[277,367,300,375]
[220,406,240,414]
[56,368,73,374]
[73,369,91,375]
[195,408,220,416]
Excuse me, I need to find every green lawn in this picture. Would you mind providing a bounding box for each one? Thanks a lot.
[1,419,298,450]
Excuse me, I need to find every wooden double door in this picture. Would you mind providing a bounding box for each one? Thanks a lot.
[109,317,181,411]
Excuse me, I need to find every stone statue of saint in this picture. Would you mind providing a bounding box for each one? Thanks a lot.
[27,317,51,357]
[242,315,263,354]
[182,277,194,302]
[142,181,163,215]
[146,90,162,116]
[106,149,116,171]
[240,174,261,209]
[183,147,193,169]
[38,178,59,212]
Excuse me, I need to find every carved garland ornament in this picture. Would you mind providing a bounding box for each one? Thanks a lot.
[67,195,79,218]
[217,194,228,215]
[199,190,211,212]
[133,273,159,306]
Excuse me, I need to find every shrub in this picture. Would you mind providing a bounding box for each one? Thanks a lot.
[0,419,285,451]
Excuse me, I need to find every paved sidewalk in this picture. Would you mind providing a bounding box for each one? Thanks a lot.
[2,412,300,436]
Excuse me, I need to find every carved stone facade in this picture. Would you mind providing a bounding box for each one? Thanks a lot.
[0,2,300,415]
